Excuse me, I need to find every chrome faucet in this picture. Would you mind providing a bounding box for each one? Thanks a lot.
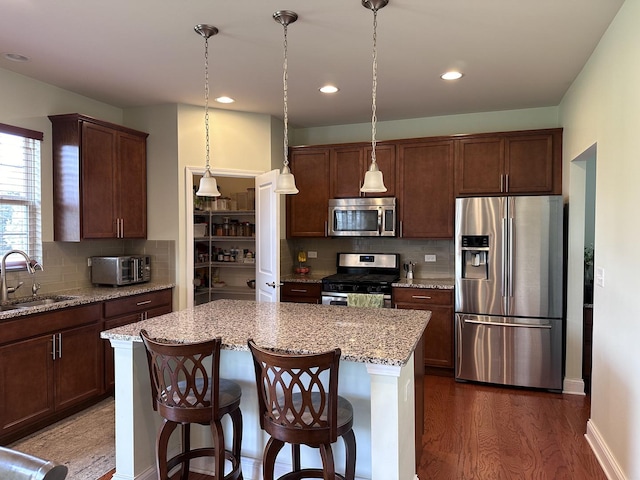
[30,260,44,296]
[1,250,36,302]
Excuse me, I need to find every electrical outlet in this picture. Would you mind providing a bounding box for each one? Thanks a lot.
[87,257,92,267]
[596,267,605,287]
[424,254,436,262]
[307,251,317,259]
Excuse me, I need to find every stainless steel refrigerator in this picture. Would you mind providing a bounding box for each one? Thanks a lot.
[454,196,564,391]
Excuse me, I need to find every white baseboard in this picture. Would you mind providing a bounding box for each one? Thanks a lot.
[585,419,627,480]
[563,377,586,395]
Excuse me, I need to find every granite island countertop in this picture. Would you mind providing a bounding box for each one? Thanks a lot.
[102,298,430,367]
[0,282,175,320]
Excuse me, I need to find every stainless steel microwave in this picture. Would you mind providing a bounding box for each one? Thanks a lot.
[328,197,396,237]
[90,255,151,286]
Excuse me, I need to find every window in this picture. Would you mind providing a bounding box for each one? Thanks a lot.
[0,123,43,266]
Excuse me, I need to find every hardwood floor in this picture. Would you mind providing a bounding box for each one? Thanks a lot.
[420,375,607,479]
[99,375,606,480]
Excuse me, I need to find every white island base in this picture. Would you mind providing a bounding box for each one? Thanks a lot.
[109,342,417,480]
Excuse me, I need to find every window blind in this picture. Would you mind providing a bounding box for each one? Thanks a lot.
[0,123,43,266]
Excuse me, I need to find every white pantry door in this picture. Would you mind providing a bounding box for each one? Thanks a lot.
[255,169,280,302]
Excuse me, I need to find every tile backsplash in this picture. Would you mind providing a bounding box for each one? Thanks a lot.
[285,238,454,278]
[4,240,175,298]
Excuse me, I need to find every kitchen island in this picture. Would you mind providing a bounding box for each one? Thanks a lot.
[102,299,430,480]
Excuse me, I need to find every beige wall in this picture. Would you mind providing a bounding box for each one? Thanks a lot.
[560,0,640,477]
[291,106,560,145]
[0,69,275,309]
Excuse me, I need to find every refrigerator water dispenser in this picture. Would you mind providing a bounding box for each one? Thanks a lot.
[461,235,489,280]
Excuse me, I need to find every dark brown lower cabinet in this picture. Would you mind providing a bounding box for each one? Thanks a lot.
[103,289,173,391]
[393,287,454,374]
[0,303,103,443]
[280,282,322,304]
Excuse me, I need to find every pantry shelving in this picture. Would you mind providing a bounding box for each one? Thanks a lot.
[194,209,256,305]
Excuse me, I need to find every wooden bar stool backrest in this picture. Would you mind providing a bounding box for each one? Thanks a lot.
[248,339,341,446]
[141,329,222,424]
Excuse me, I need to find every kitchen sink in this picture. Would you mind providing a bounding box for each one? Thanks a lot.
[8,296,78,309]
[0,295,76,312]
[0,305,22,312]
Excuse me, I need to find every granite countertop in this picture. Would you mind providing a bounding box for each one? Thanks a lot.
[281,273,327,283]
[102,299,430,367]
[0,282,175,320]
[283,273,455,290]
[393,278,455,290]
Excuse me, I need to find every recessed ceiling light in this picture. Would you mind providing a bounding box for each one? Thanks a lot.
[3,53,29,62]
[440,71,463,81]
[319,85,339,94]
[215,96,235,104]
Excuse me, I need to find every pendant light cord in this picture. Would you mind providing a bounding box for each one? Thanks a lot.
[282,22,290,169]
[204,34,211,172]
[370,7,379,166]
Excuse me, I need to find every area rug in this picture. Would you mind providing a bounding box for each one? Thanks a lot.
[9,398,115,479]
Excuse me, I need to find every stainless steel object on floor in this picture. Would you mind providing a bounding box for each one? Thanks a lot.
[454,196,564,391]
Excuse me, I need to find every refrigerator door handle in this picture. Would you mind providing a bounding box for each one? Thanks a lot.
[463,318,552,329]
[501,217,508,299]
[508,217,514,298]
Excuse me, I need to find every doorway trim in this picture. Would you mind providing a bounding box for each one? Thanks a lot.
[185,166,264,308]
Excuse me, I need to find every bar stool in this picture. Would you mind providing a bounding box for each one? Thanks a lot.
[141,329,243,480]
[248,339,356,480]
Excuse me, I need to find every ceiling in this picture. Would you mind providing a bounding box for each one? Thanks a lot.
[0,0,624,128]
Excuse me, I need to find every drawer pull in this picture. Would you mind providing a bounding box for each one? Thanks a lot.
[136,300,152,306]
[411,295,432,300]
[290,289,307,293]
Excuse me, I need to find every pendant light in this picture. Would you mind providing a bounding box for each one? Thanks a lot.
[194,24,221,197]
[361,0,388,193]
[273,10,299,195]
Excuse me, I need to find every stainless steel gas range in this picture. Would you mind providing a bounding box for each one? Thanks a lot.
[321,253,400,308]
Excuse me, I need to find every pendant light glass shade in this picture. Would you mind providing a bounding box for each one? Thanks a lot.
[197,169,220,197]
[194,24,221,197]
[361,0,388,194]
[275,165,299,194]
[361,161,387,192]
[273,10,299,195]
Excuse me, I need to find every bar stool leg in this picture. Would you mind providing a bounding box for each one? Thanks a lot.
[180,423,191,480]
[342,429,357,480]
[292,444,301,472]
[209,420,226,479]
[263,437,285,480]
[318,444,336,480]
[228,408,243,466]
[157,420,178,480]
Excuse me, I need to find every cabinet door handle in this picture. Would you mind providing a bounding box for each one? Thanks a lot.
[399,221,403,238]
[51,334,56,360]
[500,174,504,193]
[411,295,432,300]
[290,288,308,293]
[57,333,62,359]
[136,300,152,306]
[505,174,509,192]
